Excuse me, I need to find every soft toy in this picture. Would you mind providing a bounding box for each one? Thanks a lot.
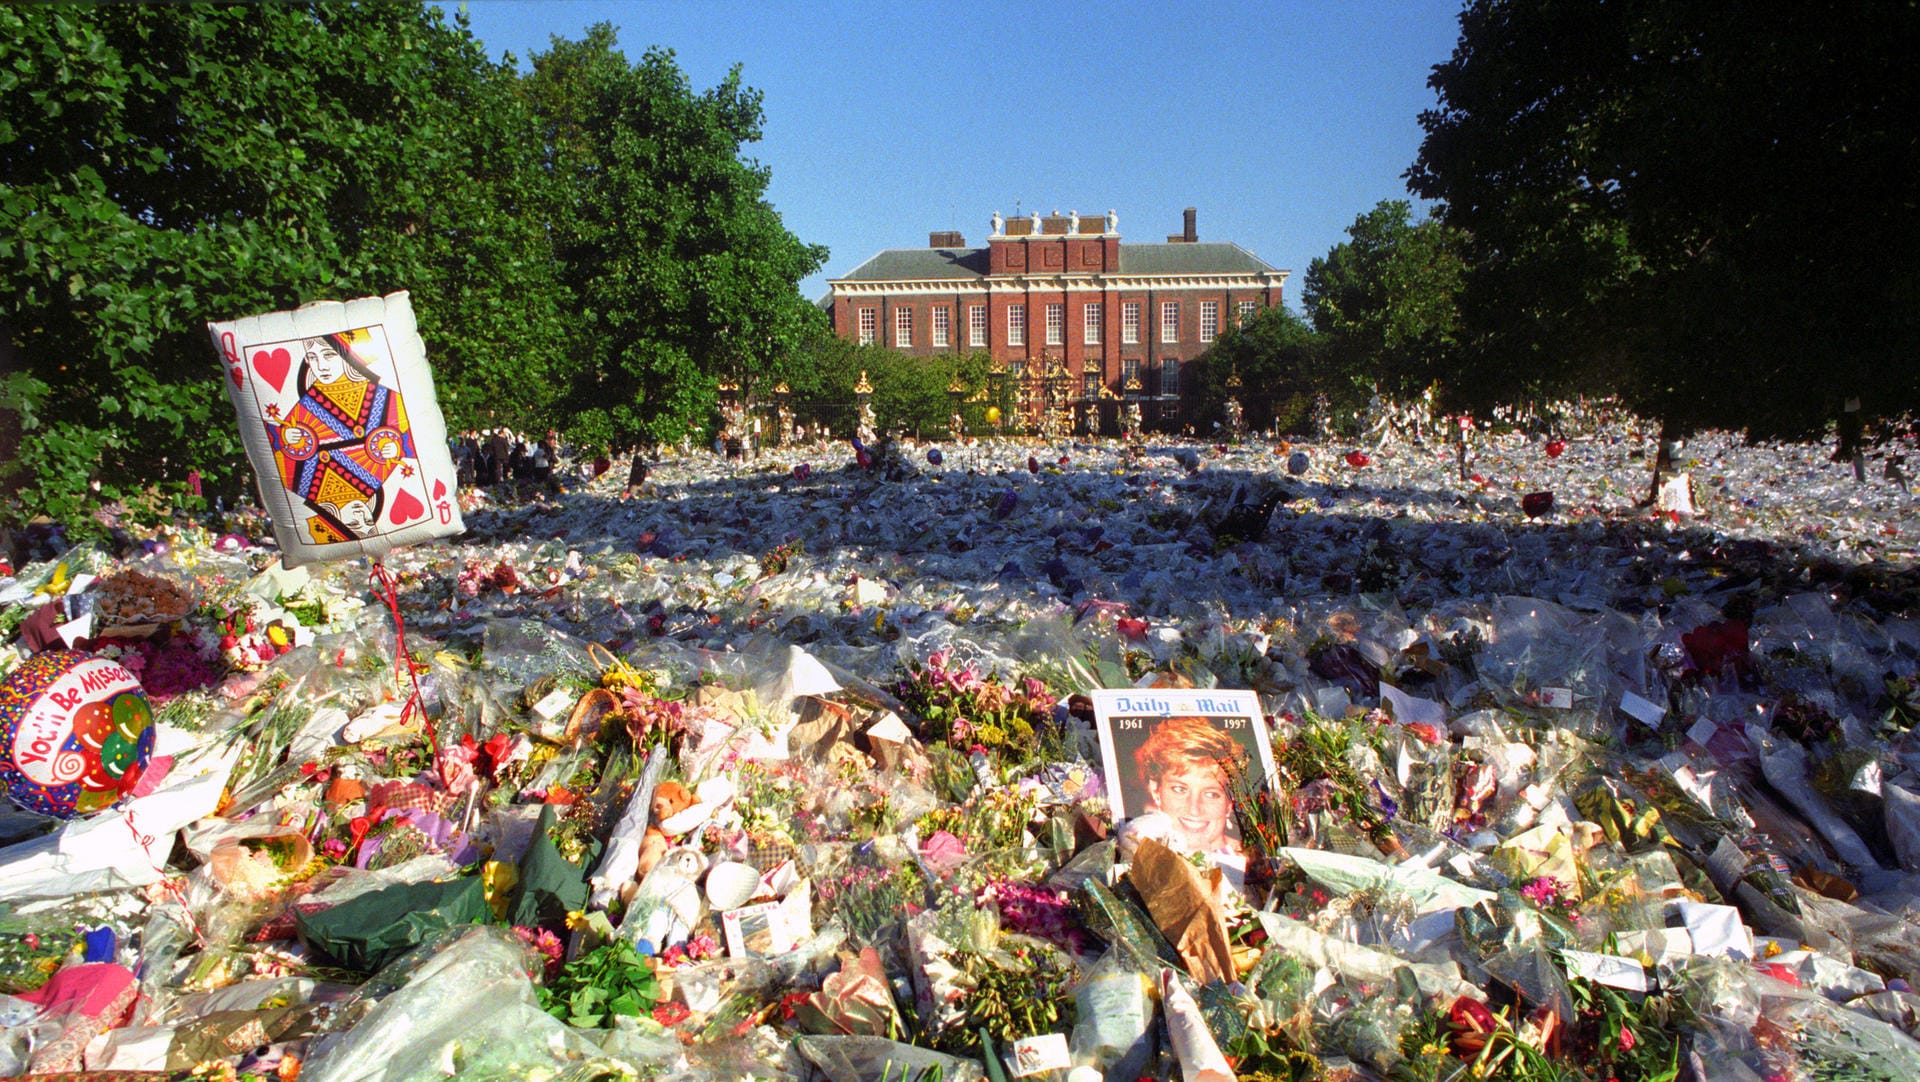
[633,780,696,881]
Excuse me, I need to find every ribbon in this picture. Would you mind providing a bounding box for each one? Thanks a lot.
[124,806,206,946]
[369,560,437,763]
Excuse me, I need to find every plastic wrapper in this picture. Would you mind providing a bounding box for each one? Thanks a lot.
[1676,956,1920,1082]
[1254,911,1476,1003]
[1078,878,1184,977]
[1070,950,1156,1075]
[300,926,605,1082]
[794,1034,985,1082]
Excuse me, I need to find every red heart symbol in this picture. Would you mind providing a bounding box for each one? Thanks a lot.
[252,347,292,393]
[229,366,244,389]
[389,487,425,525]
[431,478,447,501]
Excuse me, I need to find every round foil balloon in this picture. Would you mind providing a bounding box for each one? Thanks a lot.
[0,651,155,818]
[985,407,1002,425]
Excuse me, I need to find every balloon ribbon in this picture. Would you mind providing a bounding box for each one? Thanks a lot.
[369,560,436,762]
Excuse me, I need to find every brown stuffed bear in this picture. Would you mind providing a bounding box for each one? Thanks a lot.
[633,779,696,881]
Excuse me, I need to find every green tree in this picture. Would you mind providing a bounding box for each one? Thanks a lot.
[1408,0,1920,446]
[1188,306,1325,435]
[789,329,994,440]
[1301,200,1464,402]
[522,26,827,452]
[0,2,565,523]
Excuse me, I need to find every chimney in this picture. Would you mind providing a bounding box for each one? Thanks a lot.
[929,230,965,248]
[1166,206,1199,244]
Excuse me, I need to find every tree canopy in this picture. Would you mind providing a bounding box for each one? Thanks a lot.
[0,4,824,522]
[1301,200,1465,403]
[522,25,826,452]
[1408,0,1920,439]
[1188,305,1325,435]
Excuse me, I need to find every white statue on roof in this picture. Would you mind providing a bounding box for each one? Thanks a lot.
[991,211,1003,236]
[1069,209,1079,232]
[1106,208,1118,234]
[1030,211,1041,234]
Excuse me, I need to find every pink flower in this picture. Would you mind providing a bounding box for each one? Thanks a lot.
[1519,877,1562,908]
[513,925,564,978]
[1617,1026,1636,1051]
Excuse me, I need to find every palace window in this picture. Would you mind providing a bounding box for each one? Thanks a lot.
[857,307,876,346]
[1238,300,1258,326]
[1121,301,1140,344]
[1007,304,1026,347]
[932,306,950,347]
[1083,302,1101,344]
[1200,301,1218,343]
[895,307,913,347]
[1160,301,1180,344]
[969,305,987,347]
[1045,303,1064,346]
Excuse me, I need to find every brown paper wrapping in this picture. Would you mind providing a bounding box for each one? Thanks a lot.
[1130,838,1236,986]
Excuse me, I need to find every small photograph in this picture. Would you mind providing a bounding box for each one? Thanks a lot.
[1092,688,1276,862]
[727,904,777,956]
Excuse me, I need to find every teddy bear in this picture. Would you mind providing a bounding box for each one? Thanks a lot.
[633,779,696,881]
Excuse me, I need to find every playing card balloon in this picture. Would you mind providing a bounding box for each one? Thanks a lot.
[0,651,155,819]
[208,292,463,568]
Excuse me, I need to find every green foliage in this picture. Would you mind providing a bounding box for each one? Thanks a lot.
[789,330,996,439]
[0,2,567,522]
[1302,200,1466,402]
[1409,0,1920,439]
[1188,306,1329,434]
[0,7,826,523]
[946,941,1078,1051]
[539,937,659,1028]
[523,26,827,449]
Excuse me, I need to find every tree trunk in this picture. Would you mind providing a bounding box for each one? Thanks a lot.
[1643,415,1680,507]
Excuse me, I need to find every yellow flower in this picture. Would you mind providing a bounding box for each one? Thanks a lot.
[35,563,70,597]
[565,910,590,931]
[482,862,520,920]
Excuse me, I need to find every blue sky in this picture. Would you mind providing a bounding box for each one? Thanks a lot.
[443,0,1465,308]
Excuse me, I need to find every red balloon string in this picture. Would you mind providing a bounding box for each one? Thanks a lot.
[369,560,435,761]
[124,806,206,945]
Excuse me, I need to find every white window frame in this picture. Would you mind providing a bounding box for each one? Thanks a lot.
[1083,303,1101,345]
[1045,303,1064,346]
[1007,304,1026,347]
[857,306,876,346]
[1238,300,1257,326]
[895,307,913,347]
[1200,301,1218,343]
[1121,301,1140,345]
[1122,358,1141,389]
[1160,301,1179,344]
[932,306,950,347]
[969,305,987,347]
[1161,357,1180,397]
